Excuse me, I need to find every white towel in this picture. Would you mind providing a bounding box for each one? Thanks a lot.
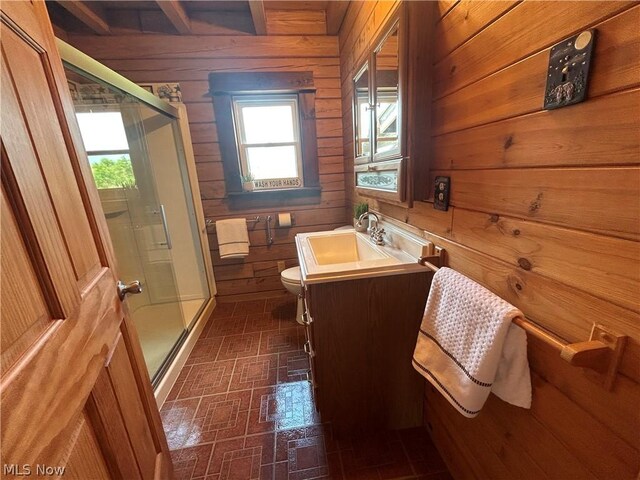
[492,324,532,409]
[412,267,531,417]
[216,219,250,259]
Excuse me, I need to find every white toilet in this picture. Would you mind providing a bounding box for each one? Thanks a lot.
[281,225,353,324]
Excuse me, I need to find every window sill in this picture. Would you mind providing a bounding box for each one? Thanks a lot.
[227,187,322,199]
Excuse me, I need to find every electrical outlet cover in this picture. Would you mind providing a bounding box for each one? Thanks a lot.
[434,176,450,211]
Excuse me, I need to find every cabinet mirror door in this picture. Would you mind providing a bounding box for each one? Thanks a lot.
[353,63,371,162]
[374,24,400,159]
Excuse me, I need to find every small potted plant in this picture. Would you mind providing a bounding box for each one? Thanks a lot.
[241,173,255,192]
[353,202,369,232]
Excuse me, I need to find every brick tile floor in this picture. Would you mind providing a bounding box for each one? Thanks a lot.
[162,297,451,480]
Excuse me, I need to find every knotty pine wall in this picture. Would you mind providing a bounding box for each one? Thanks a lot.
[340,1,639,479]
[65,27,347,302]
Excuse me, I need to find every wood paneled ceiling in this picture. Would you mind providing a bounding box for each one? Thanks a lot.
[46,0,349,36]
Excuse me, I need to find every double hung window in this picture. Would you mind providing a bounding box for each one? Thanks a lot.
[232,95,303,190]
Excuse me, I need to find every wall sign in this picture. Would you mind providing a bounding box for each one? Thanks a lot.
[253,178,302,190]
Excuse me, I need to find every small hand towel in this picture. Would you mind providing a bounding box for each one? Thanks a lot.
[492,324,532,409]
[216,219,250,259]
[412,267,531,417]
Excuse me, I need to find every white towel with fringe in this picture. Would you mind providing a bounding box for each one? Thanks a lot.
[412,267,532,417]
[216,219,250,259]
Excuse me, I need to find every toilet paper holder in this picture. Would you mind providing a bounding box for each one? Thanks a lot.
[277,212,293,228]
[266,213,295,247]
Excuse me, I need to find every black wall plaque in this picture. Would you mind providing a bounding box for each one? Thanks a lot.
[544,29,596,110]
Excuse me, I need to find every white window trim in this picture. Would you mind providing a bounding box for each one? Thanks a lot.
[231,94,304,190]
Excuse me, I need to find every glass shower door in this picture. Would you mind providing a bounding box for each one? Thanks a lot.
[64,65,210,383]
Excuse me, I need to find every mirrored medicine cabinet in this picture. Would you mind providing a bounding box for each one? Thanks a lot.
[351,3,434,205]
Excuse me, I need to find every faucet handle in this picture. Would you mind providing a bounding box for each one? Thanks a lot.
[372,228,385,245]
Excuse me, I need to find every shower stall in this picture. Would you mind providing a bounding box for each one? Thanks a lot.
[58,40,215,390]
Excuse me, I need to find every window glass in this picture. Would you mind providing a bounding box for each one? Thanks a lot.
[232,95,303,190]
[240,105,295,144]
[246,146,298,179]
[375,94,398,155]
[76,111,129,151]
[76,111,134,189]
[358,101,370,142]
[375,27,400,157]
[88,153,135,189]
[354,65,370,158]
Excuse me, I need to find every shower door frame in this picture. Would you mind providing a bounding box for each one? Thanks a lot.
[57,38,217,400]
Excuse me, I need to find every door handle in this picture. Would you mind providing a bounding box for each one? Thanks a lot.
[158,204,172,250]
[118,280,143,301]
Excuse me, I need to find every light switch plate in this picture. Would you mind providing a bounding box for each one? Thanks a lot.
[544,29,596,110]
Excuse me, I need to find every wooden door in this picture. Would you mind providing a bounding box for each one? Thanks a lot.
[0,2,173,478]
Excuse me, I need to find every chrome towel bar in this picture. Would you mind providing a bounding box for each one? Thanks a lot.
[205,215,273,246]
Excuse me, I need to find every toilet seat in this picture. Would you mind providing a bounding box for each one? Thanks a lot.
[281,266,301,285]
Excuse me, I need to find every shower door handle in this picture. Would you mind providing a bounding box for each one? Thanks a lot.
[158,204,173,249]
[118,280,143,301]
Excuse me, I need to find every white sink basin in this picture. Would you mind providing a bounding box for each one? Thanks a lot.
[296,225,432,284]
[308,233,388,265]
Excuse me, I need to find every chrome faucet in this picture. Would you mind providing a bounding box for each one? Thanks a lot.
[357,211,379,230]
[356,212,385,245]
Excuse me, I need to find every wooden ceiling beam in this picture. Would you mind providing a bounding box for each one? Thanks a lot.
[249,1,267,35]
[325,0,349,35]
[57,1,110,35]
[156,0,192,35]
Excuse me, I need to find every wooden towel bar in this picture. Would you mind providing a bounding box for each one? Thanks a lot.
[419,247,627,390]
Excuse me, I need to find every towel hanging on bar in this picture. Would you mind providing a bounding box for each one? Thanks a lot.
[216,218,250,259]
[412,267,532,417]
[417,248,627,391]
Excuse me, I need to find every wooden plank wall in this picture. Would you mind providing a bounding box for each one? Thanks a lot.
[65,27,347,302]
[340,1,640,479]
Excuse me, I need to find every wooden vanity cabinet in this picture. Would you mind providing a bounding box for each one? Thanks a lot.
[302,271,432,436]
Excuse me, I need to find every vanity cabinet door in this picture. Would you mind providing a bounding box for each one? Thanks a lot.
[302,286,321,411]
[302,273,430,436]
